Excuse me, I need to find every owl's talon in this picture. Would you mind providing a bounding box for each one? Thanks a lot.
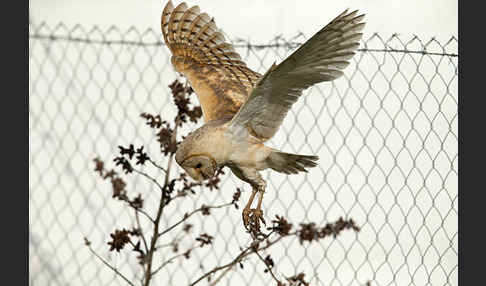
[242,208,251,229]
[242,208,265,233]
[259,213,266,226]
[254,209,264,231]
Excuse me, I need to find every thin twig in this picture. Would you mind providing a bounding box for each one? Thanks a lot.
[134,209,149,253]
[148,158,167,173]
[190,247,252,286]
[151,246,196,276]
[190,231,290,286]
[254,250,281,284]
[155,239,180,250]
[132,168,165,194]
[136,208,155,224]
[86,244,135,286]
[209,264,236,286]
[158,203,232,237]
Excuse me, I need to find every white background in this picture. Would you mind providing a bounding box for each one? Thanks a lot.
[30,0,457,43]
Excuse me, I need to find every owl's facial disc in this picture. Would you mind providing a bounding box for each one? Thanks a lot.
[179,155,216,182]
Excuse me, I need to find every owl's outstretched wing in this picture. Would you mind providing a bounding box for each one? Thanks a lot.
[162,1,261,122]
[229,10,365,141]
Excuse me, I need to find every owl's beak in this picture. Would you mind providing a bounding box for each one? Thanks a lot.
[184,167,204,182]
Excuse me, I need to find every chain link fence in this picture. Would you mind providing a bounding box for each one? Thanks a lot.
[29,23,458,286]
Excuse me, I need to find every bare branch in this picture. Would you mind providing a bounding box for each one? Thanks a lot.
[209,264,236,286]
[151,246,196,276]
[143,116,180,286]
[190,247,252,286]
[148,158,167,173]
[132,168,165,195]
[137,208,155,224]
[135,209,149,253]
[254,250,281,284]
[85,241,135,286]
[158,202,232,237]
[155,239,180,250]
[190,231,288,286]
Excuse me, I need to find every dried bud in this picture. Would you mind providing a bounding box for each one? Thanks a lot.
[135,146,149,165]
[298,218,360,244]
[298,223,317,244]
[157,126,175,155]
[204,177,220,191]
[107,229,131,252]
[201,205,210,216]
[172,242,179,253]
[113,156,133,174]
[286,272,309,286]
[263,255,274,273]
[132,241,145,265]
[183,224,193,233]
[103,169,116,180]
[169,79,202,125]
[93,158,104,176]
[269,215,293,236]
[111,177,127,199]
[183,249,191,259]
[196,233,213,247]
[232,188,242,209]
[140,113,164,129]
[130,194,143,210]
[187,106,202,123]
[118,144,135,159]
[129,228,142,237]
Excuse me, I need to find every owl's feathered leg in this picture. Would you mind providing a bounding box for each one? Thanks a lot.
[242,181,267,231]
[242,187,258,228]
[229,166,267,231]
[242,188,257,215]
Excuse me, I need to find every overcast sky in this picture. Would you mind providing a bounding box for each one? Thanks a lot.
[30,0,457,43]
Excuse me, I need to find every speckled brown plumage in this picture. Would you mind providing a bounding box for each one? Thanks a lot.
[162,1,261,122]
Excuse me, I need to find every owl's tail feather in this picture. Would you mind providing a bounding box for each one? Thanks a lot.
[266,151,319,175]
[161,1,260,83]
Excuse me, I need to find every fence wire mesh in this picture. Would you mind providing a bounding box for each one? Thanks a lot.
[29,23,458,286]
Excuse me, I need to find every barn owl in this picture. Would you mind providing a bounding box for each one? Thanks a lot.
[161,1,365,230]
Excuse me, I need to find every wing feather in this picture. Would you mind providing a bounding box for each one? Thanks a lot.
[229,10,365,140]
[162,1,261,122]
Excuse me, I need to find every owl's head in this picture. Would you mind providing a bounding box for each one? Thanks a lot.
[176,154,217,182]
[175,124,220,181]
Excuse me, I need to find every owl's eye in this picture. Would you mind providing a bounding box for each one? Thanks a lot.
[195,163,202,168]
